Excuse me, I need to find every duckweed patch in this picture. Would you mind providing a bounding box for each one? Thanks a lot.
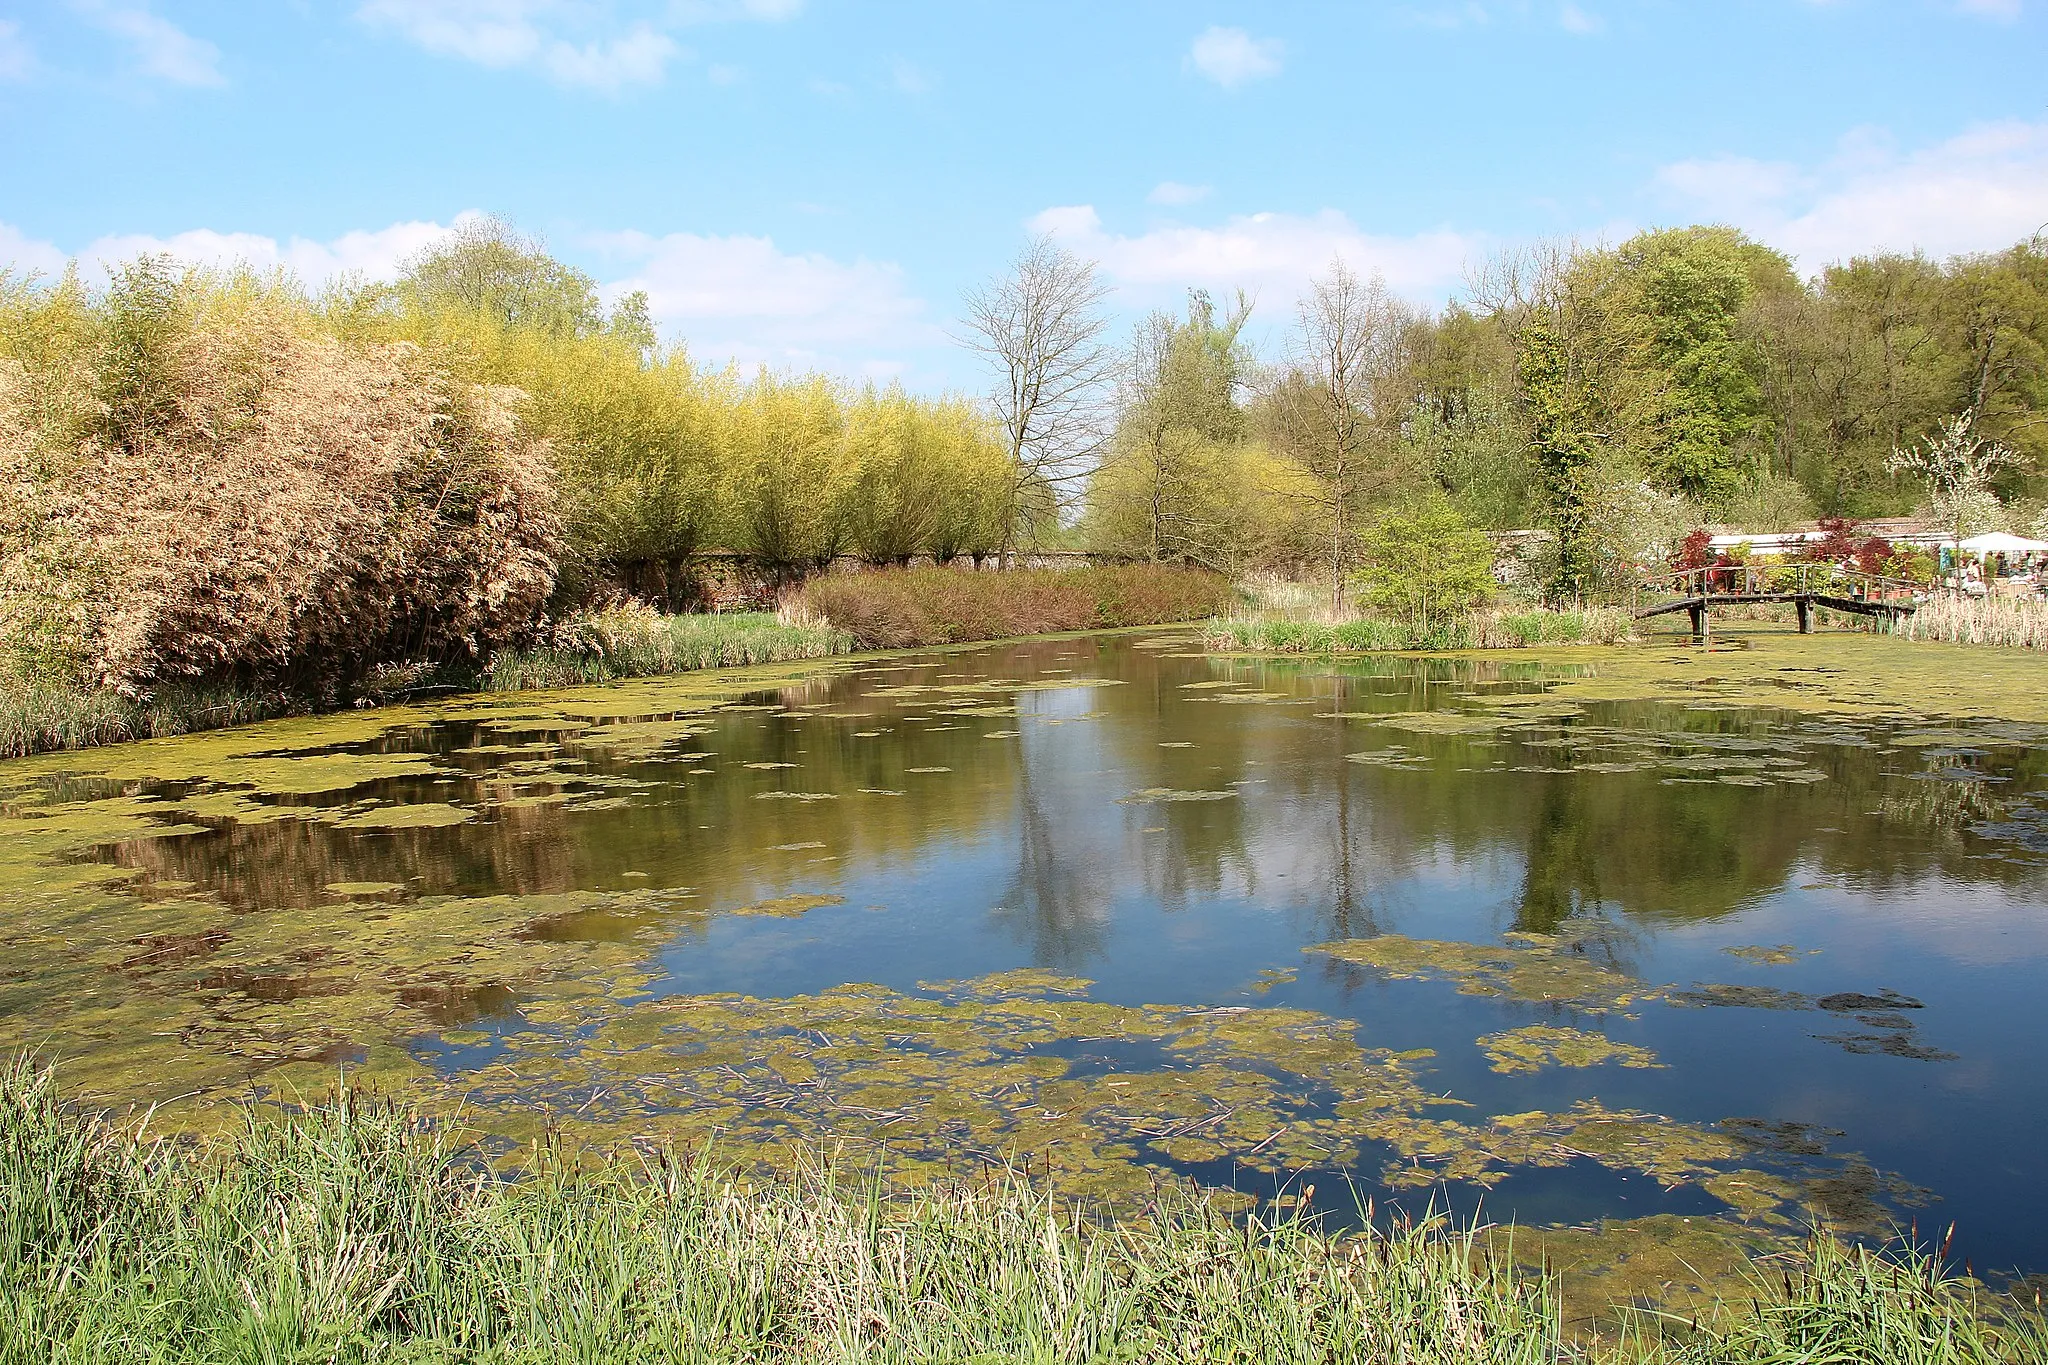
[1724,944,1816,966]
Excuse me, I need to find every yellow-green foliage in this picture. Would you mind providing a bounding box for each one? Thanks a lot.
[841,385,1009,565]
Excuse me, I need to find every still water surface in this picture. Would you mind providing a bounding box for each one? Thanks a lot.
[5,630,2046,1277]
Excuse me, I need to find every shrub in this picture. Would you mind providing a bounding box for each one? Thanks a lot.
[1352,501,1498,635]
[0,262,562,697]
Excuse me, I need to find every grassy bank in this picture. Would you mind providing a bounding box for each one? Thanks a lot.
[791,563,1232,649]
[1,1063,2040,1364]
[483,604,853,692]
[0,677,300,761]
[1205,606,1636,654]
[0,610,849,761]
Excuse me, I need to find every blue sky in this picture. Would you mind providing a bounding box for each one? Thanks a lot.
[3,1,2046,389]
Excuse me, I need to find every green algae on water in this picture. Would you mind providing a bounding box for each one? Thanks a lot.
[1478,1025,1663,1075]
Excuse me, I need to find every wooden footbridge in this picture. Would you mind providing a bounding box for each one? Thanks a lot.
[1632,565,1923,641]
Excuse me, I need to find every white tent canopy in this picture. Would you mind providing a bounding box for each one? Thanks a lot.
[1957,531,2048,556]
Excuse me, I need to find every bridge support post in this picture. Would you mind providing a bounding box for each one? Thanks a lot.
[1688,601,1707,643]
[1797,598,1812,634]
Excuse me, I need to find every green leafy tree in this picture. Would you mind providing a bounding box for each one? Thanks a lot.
[395,217,606,339]
[1088,290,1253,568]
[1608,226,1786,503]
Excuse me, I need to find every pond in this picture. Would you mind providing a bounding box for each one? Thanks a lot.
[3,626,2046,1299]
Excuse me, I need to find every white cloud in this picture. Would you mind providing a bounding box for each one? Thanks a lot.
[1655,119,2048,269]
[1653,154,1802,218]
[1147,181,1213,207]
[75,2,224,86]
[887,57,931,94]
[0,214,930,374]
[590,229,934,368]
[1186,26,1282,89]
[355,1,686,91]
[0,20,33,81]
[541,24,678,88]
[0,223,71,279]
[1558,3,1603,34]
[1027,204,1481,306]
[671,0,803,19]
[0,216,472,289]
[1955,0,2020,17]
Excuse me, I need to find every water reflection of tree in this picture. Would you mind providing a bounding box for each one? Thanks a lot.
[991,756,1110,968]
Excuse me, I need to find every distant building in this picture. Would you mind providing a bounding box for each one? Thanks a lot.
[1707,518,1948,556]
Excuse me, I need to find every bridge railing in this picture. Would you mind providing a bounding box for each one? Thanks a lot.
[1634,563,1936,609]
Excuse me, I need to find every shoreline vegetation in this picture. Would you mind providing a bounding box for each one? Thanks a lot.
[10,565,2048,762]
[1201,573,1637,653]
[1203,606,1637,654]
[2,1062,2042,1364]
[0,565,1231,760]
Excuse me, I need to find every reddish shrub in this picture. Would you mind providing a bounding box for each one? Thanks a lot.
[1854,536,1892,577]
[794,564,1230,650]
[1801,516,1861,564]
[1672,528,1715,572]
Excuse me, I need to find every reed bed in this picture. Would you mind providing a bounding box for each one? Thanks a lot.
[1891,595,2048,650]
[1205,606,1636,654]
[484,604,853,692]
[3,1061,2042,1364]
[0,678,292,760]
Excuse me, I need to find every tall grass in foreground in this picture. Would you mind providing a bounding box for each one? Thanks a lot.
[3,1063,2042,1364]
[1205,607,1636,654]
[1891,595,2048,650]
[484,603,853,692]
[0,1061,1565,1364]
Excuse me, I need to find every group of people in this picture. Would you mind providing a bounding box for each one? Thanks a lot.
[1943,545,2048,597]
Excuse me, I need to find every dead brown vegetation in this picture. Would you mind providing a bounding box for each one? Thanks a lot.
[0,262,561,696]
[791,563,1230,649]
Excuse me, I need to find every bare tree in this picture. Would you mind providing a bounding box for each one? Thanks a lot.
[958,235,1114,564]
[1265,260,1412,612]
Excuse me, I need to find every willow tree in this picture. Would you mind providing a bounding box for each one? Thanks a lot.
[725,371,851,572]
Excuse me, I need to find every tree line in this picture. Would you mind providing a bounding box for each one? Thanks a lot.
[1078,225,2047,600]
[2,216,2042,693]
